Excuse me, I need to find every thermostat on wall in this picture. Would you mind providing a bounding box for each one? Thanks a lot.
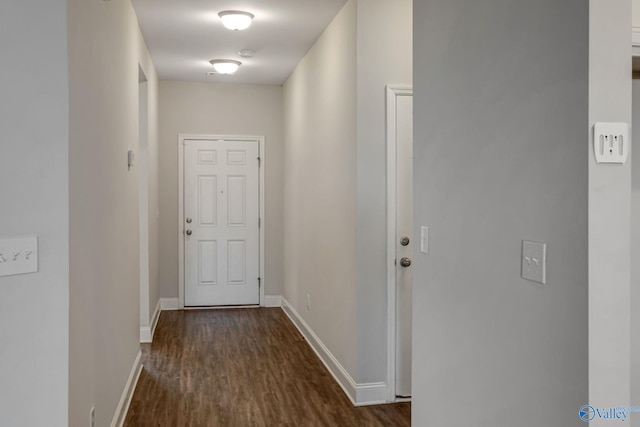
[593,122,629,164]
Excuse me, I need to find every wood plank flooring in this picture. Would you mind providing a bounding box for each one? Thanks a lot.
[124,308,410,427]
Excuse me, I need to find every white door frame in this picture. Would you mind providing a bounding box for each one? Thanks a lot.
[386,85,413,402]
[178,134,266,309]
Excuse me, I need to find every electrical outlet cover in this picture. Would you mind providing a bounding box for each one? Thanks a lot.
[593,122,629,164]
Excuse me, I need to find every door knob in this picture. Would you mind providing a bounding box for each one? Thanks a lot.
[399,257,411,267]
[186,217,192,224]
[400,236,410,246]
[185,230,192,236]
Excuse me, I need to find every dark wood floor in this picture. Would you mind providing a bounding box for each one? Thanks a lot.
[124,308,410,427]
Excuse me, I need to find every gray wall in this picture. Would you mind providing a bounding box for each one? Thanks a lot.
[158,81,284,300]
[412,0,588,425]
[633,78,640,427]
[67,0,159,425]
[0,1,69,425]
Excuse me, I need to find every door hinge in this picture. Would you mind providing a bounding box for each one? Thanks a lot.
[258,277,261,288]
[257,157,261,167]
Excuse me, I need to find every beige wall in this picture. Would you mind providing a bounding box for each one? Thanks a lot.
[158,81,284,299]
[283,0,358,375]
[282,0,412,386]
[67,0,159,425]
[355,0,412,383]
[0,1,69,425]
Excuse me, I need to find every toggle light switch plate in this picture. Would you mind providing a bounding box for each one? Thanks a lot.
[0,237,38,277]
[522,240,546,284]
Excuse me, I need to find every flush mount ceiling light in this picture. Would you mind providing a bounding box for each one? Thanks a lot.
[209,59,242,75]
[218,11,254,31]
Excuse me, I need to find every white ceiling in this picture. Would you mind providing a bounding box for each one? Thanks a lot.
[131,0,347,85]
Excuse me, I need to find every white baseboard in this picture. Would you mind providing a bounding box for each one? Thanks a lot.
[160,297,179,310]
[150,298,161,338]
[355,382,388,406]
[264,295,282,307]
[139,326,152,344]
[140,299,161,343]
[280,298,388,406]
[110,350,143,427]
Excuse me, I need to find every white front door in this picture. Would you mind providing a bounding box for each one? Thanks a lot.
[184,139,260,306]
[395,93,413,398]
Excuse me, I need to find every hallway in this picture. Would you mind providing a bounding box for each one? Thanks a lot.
[124,308,411,426]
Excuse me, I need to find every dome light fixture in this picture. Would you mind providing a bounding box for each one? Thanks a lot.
[209,59,242,75]
[218,11,254,31]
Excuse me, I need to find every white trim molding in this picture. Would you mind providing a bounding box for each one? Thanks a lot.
[150,298,161,336]
[264,295,282,307]
[633,27,640,46]
[281,298,387,406]
[140,298,161,343]
[356,382,388,405]
[386,85,413,403]
[110,350,143,427]
[160,298,179,311]
[139,326,152,343]
[178,134,266,309]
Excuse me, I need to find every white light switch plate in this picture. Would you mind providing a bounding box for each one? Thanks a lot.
[522,240,546,284]
[0,237,38,277]
[420,227,429,254]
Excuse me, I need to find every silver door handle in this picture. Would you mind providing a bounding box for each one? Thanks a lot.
[399,257,411,267]
[186,217,192,224]
[185,230,192,236]
[400,236,410,246]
